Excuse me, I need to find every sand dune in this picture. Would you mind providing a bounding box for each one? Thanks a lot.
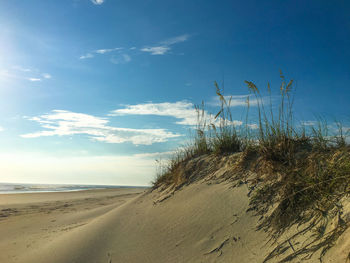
[0,181,348,262]
[17,182,268,263]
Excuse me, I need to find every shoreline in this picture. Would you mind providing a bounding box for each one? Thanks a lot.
[0,186,149,195]
[0,182,149,195]
[0,187,146,205]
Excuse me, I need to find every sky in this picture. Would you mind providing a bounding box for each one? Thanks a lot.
[0,0,349,186]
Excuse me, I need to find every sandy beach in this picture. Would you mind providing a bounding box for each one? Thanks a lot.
[0,188,146,263]
[0,182,270,263]
[0,180,348,263]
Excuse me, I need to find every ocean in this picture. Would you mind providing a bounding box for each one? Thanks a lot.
[0,182,143,194]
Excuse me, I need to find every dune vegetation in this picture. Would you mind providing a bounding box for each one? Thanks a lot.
[152,72,350,262]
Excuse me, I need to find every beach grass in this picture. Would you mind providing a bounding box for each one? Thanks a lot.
[152,72,350,261]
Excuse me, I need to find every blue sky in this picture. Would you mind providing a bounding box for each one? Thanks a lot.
[0,0,349,185]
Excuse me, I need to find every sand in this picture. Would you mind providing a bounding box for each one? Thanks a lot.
[0,182,348,263]
[0,188,145,263]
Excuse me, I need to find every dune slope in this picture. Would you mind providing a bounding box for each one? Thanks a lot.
[17,154,350,263]
[20,181,269,263]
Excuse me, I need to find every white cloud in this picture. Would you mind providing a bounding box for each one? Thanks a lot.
[110,101,247,129]
[0,126,4,132]
[95,47,123,54]
[140,34,190,56]
[80,47,124,61]
[140,46,170,55]
[80,34,189,59]
[95,49,108,54]
[91,0,104,5]
[22,110,180,145]
[110,101,200,125]
[301,121,317,126]
[93,128,179,145]
[208,94,264,107]
[0,67,51,83]
[42,73,52,79]
[79,53,94,59]
[28,78,41,82]
[160,34,190,45]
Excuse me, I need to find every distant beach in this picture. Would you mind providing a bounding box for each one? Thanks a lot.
[0,182,147,194]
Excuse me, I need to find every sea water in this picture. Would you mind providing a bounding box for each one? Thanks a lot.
[0,182,141,194]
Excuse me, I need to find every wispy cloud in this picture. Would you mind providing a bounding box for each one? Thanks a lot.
[95,47,123,54]
[140,46,170,55]
[140,34,190,56]
[80,34,189,60]
[110,101,200,125]
[91,0,104,5]
[22,110,180,145]
[160,34,190,45]
[28,78,41,82]
[300,121,318,126]
[110,100,253,128]
[0,66,52,83]
[79,53,94,60]
[42,73,52,79]
[79,47,127,62]
[208,94,265,107]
